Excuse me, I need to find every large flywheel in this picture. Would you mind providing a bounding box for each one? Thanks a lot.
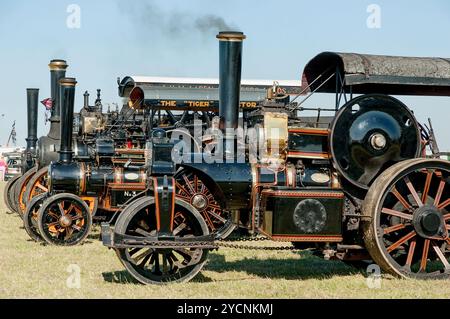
[330,94,421,191]
[362,158,450,279]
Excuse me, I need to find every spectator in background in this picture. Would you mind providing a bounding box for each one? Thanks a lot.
[0,156,6,181]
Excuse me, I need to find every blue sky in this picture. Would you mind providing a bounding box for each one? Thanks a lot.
[0,0,449,150]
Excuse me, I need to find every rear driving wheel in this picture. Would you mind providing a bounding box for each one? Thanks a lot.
[362,158,450,279]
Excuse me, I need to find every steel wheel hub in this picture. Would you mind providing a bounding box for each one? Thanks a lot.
[59,215,73,227]
[191,194,208,210]
[412,205,446,239]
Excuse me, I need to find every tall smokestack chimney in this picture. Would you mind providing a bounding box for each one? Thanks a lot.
[48,59,68,139]
[26,88,39,152]
[25,88,39,169]
[59,78,77,163]
[217,31,246,158]
[217,31,246,130]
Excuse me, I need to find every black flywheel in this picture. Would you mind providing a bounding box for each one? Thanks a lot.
[330,94,421,191]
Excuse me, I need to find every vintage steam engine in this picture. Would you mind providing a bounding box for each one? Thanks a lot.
[101,31,450,284]
[13,30,450,284]
[4,59,151,244]
[4,60,69,217]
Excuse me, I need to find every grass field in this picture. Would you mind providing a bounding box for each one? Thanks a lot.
[0,181,449,299]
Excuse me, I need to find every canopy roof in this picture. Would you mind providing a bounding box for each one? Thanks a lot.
[301,52,450,96]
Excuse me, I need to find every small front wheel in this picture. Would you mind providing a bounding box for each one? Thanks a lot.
[37,193,92,246]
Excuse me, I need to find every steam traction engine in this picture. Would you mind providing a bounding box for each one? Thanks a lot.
[39,31,450,284]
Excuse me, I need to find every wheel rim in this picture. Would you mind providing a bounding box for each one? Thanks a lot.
[23,194,46,242]
[374,161,450,278]
[18,171,36,214]
[38,196,91,245]
[4,175,20,213]
[117,199,209,284]
[175,171,227,233]
[25,168,48,205]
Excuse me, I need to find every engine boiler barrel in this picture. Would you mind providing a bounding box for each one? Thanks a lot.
[59,77,77,163]
[217,31,246,131]
[26,88,39,152]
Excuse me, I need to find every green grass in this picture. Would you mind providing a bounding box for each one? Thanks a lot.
[0,181,449,298]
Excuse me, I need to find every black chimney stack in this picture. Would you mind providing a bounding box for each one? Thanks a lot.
[25,88,39,168]
[217,31,246,131]
[48,59,68,139]
[59,78,77,163]
[83,91,90,110]
[26,88,39,151]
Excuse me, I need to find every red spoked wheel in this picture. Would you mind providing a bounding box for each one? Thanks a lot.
[13,166,37,217]
[37,193,92,246]
[175,171,229,235]
[363,158,450,279]
[23,167,48,206]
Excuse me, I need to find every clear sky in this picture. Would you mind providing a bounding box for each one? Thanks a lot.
[0,0,449,150]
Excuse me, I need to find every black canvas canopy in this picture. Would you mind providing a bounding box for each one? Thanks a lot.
[301,52,450,96]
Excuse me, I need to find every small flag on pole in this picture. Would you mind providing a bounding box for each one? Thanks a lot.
[41,98,53,110]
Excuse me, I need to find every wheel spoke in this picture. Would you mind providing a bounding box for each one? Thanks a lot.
[66,204,75,216]
[35,182,48,192]
[386,230,416,253]
[135,228,153,237]
[438,199,450,210]
[183,175,195,193]
[193,175,198,193]
[173,248,194,261]
[162,253,169,273]
[173,223,187,236]
[47,211,59,220]
[207,209,227,223]
[419,239,430,271]
[405,239,416,267]
[58,202,66,216]
[421,171,433,204]
[431,241,450,270]
[392,187,412,210]
[381,208,413,220]
[65,226,74,239]
[404,176,423,207]
[153,253,161,273]
[134,248,153,264]
[384,223,406,234]
[138,253,152,268]
[434,180,446,207]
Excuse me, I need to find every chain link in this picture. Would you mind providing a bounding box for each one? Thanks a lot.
[218,235,301,251]
[123,235,301,251]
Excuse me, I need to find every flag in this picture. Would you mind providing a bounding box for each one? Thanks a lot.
[41,98,53,110]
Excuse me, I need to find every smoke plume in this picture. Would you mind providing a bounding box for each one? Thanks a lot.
[120,1,239,39]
